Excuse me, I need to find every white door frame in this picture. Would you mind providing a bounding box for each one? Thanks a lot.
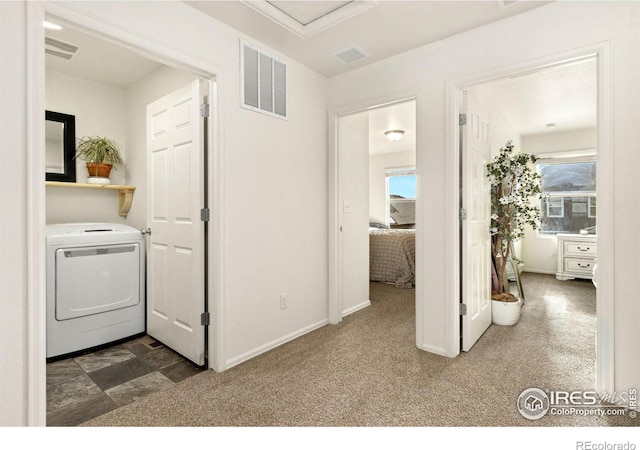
[447,42,614,394]
[26,2,227,425]
[328,92,420,326]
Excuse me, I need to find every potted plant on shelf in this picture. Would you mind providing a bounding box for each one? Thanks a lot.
[487,140,544,325]
[74,136,124,185]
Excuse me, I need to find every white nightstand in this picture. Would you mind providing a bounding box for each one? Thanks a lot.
[556,233,597,281]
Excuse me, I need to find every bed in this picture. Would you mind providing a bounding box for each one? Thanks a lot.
[369,228,416,288]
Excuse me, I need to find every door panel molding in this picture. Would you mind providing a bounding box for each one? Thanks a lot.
[146,80,206,366]
[460,91,492,352]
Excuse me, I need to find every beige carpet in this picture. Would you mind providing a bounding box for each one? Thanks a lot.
[82,274,635,427]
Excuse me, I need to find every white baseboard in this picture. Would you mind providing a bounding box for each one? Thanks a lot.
[224,300,371,371]
[342,299,371,318]
[523,268,556,275]
[417,342,452,358]
[225,319,328,370]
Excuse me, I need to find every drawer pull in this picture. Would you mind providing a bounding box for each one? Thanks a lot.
[577,246,590,252]
[577,263,591,268]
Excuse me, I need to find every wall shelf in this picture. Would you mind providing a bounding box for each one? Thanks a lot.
[45,181,136,217]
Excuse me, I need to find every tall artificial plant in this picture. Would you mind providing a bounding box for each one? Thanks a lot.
[487,141,544,299]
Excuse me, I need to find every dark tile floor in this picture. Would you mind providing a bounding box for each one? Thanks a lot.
[46,334,206,426]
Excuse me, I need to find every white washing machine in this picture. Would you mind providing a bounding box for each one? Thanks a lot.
[46,223,145,359]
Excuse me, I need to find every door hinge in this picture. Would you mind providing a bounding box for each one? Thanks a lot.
[200,103,210,117]
[200,208,210,222]
[201,312,210,326]
[459,303,467,316]
[459,113,467,126]
[459,208,467,220]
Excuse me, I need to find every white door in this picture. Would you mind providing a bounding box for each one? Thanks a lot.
[460,90,492,352]
[146,79,207,366]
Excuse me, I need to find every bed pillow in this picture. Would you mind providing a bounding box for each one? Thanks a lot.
[369,222,389,229]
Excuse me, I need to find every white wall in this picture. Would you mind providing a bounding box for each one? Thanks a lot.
[45,70,128,224]
[522,128,597,155]
[46,71,128,187]
[329,1,640,392]
[224,56,328,365]
[369,150,416,225]
[339,112,371,315]
[518,128,597,274]
[0,1,29,426]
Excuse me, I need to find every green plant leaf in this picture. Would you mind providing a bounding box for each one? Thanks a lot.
[74,136,124,169]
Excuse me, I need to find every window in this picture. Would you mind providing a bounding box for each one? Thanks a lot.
[588,196,597,218]
[538,158,596,234]
[386,168,416,226]
[546,197,564,218]
[241,41,287,120]
[388,174,416,199]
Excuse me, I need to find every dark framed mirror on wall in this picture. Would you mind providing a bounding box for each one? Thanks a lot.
[45,110,76,183]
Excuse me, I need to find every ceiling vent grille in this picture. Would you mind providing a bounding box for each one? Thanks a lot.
[45,37,79,60]
[333,45,369,65]
[241,40,288,120]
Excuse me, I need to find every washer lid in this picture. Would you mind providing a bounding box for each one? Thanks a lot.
[46,223,143,244]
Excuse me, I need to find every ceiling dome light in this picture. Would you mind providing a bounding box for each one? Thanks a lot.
[385,130,404,142]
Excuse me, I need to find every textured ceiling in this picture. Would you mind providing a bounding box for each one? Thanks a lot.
[45,20,162,88]
[472,57,597,136]
[187,1,550,77]
[368,58,597,158]
[44,3,593,140]
[369,100,416,156]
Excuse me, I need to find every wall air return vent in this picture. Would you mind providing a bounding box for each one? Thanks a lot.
[241,40,288,120]
[45,36,79,60]
[333,45,369,65]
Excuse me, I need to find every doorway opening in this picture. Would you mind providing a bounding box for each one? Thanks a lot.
[456,53,611,390]
[332,98,418,336]
[36,9,221,425]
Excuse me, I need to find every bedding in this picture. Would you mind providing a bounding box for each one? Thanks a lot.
[369,229,415,288]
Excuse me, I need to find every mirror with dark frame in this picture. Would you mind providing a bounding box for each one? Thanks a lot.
[45,110,76,183]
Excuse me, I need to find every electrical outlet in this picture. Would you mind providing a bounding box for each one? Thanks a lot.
[280,293,288,310]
